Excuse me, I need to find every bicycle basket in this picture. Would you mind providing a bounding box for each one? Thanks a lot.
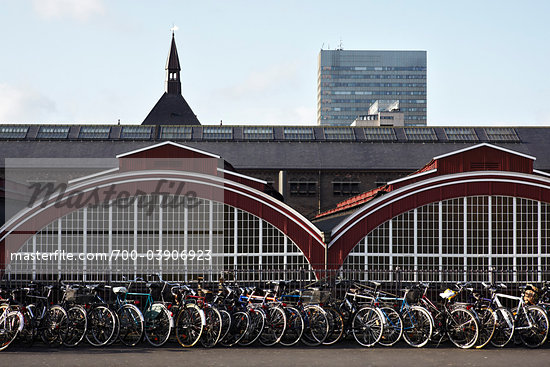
[524,284,540,305]
[405,289,421,304]
[65,288,77,302]
[302,289,331,304]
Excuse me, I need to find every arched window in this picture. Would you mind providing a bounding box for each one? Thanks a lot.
[341,196,550,284]
[8,195,313,282]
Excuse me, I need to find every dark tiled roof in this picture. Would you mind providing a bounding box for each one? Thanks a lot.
[141,93,200,126]
[1,126,550,171]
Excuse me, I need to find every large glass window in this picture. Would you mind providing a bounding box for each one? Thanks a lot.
[283,127,314,140]
[9,195,312,282]
[78,126,111,139]
[243,127,273,140]
[160,126,192,140]
[485,128,520,142]
[0,126,29,139]
[323,127,355,140]
[120,126,153,140]
[37,126,70,139]
[203,126,232,140]
[342,196,549,283]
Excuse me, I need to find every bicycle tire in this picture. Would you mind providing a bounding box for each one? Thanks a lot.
[322,306,344,345]
[238,308,265,346]
[200,306,222,348]
[41,305,68,346]
[106,310,120,346]
[0,308,23,351]
[446,307,479,349]
[63,305,87,347]
[259,306,287,346]
[475,307,496,349]
[491,307,514,348]
[378,306,403,347]
[175,303,204,347]
[351,306,383,347]
[220,311,249,347]
[280,306,304,347]
[117,304,144,347]
[301,305,329,346]
[217,309,232,342]
[401,306,433,348]
[144,303,172,347]
[17,305,35,346]
[85,305,116,347]
[519,305,549,348]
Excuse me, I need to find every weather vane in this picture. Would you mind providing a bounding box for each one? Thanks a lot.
[170,24,179,34]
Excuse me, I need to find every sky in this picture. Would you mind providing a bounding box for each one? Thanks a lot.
[1,0,549,126]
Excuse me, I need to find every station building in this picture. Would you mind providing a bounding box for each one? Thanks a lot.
[1,35,550,283]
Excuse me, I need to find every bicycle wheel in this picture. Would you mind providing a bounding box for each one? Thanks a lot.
[238,308,265,346]
[63,305,87,347]
[0,308,23,352]
[352,306,383,347]
[200,306,222,348]
[144,303,172,347]
[259,306,286,346]
[18,305,36,346]
[217,309,231,342]
[220,311,249,347]
[446,307,479,349]
[323,307,344,345]
[475,307,496,349]
[85,305,116,347]
[41,305,68,345]
[117,304,144,347]
[107,310,120,345]
[491,307,514,348]
[280,306,304,347]
[518,305,549,348]
[302,305,329,346]
[401,306,433,348]
[378,306,403,347]
[175,303,204,347]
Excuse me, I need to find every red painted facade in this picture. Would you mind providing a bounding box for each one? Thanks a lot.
[2,143,549,274]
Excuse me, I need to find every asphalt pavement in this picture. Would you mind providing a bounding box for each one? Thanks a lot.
[3,340,550,367]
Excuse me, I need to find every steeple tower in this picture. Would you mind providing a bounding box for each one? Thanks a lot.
[166,32,181,94]
[142,31,201,126]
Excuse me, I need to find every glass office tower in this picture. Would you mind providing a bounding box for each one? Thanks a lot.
[318,50,427,126]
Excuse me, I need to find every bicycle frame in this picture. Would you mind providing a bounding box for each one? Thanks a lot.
[492,292,533,331]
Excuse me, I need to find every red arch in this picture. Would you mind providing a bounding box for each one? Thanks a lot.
[1,170,326,271]
[327,172,550,269]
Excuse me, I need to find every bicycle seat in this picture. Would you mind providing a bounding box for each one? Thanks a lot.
[113,286,128,295]
[370,281,382,287]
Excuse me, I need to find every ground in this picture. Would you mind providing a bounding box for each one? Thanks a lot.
[3,341,550,367]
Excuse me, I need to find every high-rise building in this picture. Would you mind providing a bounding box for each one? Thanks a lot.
[317,49,427,126]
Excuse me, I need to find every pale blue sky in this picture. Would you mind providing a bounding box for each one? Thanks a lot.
[1,0,549,126]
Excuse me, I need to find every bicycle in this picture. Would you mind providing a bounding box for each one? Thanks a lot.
[0,287,24,351]
[172,284,206,347]
[121,278,172,347]
[416,282,479,349]
[338,284,384,347]
[57,283,88,347]
[486,282,549,348]
[20,283,69,346]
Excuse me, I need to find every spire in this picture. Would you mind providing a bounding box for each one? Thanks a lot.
[165,31,181,94]
[142,31,201,126]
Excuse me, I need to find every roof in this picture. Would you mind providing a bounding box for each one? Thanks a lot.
[313,142,542,221]
[141,93,201,126]
[1,126,550,171]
